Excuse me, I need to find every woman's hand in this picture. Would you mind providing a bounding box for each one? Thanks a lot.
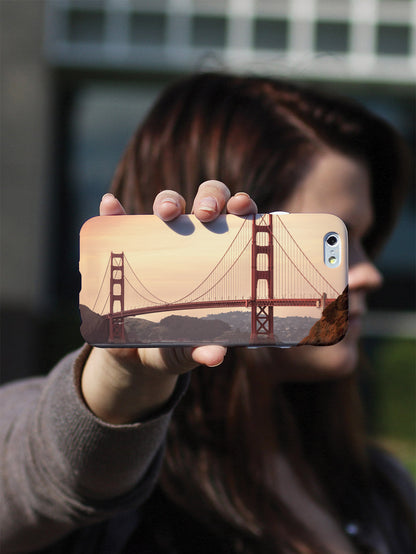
[81,181,257,424]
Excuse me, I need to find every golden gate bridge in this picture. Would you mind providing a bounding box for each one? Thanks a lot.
[91,214,340,343]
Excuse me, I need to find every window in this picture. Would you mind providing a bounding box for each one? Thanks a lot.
[376,24,411,56]
[67,9,105,43]
[130,12,166,45]
[315,21,349,53]
[192,16,227,48]
[254,18,288,50]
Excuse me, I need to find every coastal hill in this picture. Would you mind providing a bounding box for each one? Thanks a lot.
[79,303,322,346]
[298,287,348,346]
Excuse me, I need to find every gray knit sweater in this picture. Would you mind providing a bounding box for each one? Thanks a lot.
[1,348,414,554]
[0,346,189,553]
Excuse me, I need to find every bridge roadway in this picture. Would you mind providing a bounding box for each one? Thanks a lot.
[106,297,334,319]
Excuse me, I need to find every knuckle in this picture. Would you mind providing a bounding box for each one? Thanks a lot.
[198,180,231,200]
[156,189,179,201]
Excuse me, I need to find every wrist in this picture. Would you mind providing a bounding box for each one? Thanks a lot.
[81,347,178,424]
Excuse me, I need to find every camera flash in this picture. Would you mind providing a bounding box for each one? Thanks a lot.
[329,256,337,264]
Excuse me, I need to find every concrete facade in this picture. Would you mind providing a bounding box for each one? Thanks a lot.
[1,0,51,309]
[1,0,52,380]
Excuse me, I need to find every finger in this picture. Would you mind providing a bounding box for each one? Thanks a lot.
[191,345,227,368]
[139,344,226,373]
[192,180,231,222]
[227,192,258,216]
[100,193,127,216]
[153,190,186,221]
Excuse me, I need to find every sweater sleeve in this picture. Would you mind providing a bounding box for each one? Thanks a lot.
[0,346,189,553]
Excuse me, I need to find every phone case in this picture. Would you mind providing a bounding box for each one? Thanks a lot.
[79,213,348,348]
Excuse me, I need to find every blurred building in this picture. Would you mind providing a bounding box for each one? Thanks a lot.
[46,0,415,82]
[1,0,415,382]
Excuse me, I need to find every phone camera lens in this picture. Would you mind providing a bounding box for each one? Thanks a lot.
[326,235,338,247]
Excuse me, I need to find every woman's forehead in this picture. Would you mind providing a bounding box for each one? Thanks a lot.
[280,151,373,235]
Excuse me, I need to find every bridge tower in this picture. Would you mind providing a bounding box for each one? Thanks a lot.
[109,252,125,342]
[251,215,274,341]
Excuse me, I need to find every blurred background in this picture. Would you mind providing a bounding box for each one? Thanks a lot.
[1,0,415,472]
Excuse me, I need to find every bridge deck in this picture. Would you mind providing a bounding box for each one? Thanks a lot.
[107,297,334,319]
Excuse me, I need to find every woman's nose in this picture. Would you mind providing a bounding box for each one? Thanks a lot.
[348,240,383,292]
[348,255,383,292]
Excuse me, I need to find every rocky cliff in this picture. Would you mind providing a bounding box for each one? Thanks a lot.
[298,287,348,346]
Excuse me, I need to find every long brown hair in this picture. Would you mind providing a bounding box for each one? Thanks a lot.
[111,73,411,553]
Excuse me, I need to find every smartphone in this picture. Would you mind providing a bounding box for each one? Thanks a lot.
[79,213,348,348]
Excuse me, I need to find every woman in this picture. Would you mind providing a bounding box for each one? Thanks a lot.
[1,73,413,553]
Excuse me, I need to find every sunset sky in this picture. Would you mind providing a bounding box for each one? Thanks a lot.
[79,213,347,320]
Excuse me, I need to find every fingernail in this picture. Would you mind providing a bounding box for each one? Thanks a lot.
[102,193,114,201]
[208,360,224,367]
[234,192,250,199]
[198,197,218,213]
[161,197,180,208]
[154,196,181,218]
